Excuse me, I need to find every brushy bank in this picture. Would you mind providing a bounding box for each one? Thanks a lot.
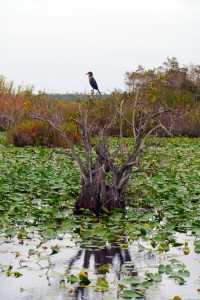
[1,58,200,147]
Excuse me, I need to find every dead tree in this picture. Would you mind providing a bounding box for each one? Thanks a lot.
[32,93,172,215]
[75,100,171,214]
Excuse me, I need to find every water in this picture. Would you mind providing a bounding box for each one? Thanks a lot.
[0,232,199,300]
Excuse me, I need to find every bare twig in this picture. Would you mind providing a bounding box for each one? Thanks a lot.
[79,109,93,183]
[132,90,139,139]
[31,113,87,180]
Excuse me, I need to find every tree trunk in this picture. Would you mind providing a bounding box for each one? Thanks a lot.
[75,174,125,215]
[76,163,125,215]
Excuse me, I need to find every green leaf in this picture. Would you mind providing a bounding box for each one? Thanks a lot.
[194,240,200,254]
[50,245,60,255]
[122,276,141,285]
[97,264,110,274]
[14,271,23,278]
[145,272,162,282]
[96,277,109,291]
[121,289,142,299]
[158,264,166,274]
[66,274,79,284]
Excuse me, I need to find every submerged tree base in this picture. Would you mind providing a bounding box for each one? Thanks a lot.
[75,181,126,215]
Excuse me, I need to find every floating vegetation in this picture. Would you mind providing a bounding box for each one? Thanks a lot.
[0,135,200,299]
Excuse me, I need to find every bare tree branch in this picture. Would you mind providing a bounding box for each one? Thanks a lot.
[132,90,139,139]
[31,113,87,181]
[79,109,93,183]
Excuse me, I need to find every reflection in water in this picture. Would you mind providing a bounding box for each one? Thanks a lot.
[67,243,134,300]
[0,233,199,300]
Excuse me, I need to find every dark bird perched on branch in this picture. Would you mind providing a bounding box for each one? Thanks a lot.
[86,72,101,95]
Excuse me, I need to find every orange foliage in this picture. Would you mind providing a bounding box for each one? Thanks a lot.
[0,94,25,129]
[1,65,200,148]
[7,119,81,147]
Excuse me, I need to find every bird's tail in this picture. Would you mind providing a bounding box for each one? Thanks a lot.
[97,89,102,96]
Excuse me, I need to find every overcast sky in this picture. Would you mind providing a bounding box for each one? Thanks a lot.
[0,0,199,93]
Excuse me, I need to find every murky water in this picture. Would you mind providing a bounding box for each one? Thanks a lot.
[0,232,199,300]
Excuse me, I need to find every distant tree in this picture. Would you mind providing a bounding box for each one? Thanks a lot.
[163,56,179,71]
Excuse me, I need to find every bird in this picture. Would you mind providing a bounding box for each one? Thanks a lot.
[86,72,101,95]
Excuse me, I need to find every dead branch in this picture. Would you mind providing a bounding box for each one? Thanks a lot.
[31,113,87,181]
[78,109,93,183]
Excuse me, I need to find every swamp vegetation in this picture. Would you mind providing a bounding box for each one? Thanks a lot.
[1,58,200,299]
[0,133,200,299]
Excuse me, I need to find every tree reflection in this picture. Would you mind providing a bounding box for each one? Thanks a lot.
[66,242,135,300]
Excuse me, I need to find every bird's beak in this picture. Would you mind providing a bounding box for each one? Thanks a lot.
[85,73,89,75]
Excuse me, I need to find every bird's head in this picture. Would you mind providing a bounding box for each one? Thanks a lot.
[86,71,93,77]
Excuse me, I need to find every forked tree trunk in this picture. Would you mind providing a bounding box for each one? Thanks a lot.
[75,143,127,214]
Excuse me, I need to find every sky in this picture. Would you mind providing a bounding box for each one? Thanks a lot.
[0,0,200,93]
